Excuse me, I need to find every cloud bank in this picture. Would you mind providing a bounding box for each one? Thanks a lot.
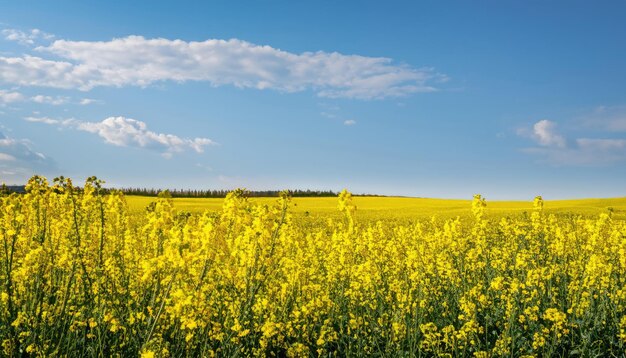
[0,35,444,99]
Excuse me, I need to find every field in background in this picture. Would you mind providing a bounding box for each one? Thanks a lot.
[127,195,626,220]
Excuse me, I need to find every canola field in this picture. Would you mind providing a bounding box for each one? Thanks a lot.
[127,195,626,221]
[2,176,626,357]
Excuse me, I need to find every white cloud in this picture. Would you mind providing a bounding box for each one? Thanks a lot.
[0,35,444,99]
[0,56,79,89]
[0,89,24,103]
[343,119,356,126]
[24,116,76,125]
[1,28,54,45]
[79,98,103,105]
[76,117,216,155]
[532,119,565,147]
[1,89,74,106]
[521,119,626,165]
[25,115,216,157]
[30,94,69,105]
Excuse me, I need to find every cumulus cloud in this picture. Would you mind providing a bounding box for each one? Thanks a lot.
[25,115,216,157]
[1,28,54,45]
[343,119,356,126]
[0,35,444,99]
[532,119,565,147]
[76,117,215,155]
[0,131,55,183]
[0,56,79,88]
[521,119,626,165]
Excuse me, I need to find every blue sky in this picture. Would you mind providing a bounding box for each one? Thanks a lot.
[1,1,626,199]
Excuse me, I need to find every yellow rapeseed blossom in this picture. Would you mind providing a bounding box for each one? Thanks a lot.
[1,176,625,356]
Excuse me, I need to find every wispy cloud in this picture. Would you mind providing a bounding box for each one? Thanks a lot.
[195,163,213,171]
[24,116,75,125]
[1,28,54,45]
[319,102,358,125]
[0,89,24,104]
[0,153,16,161]
[0,35,445,99]
[1,89,74,106]
[25,115,216,157]
[320,111,338,119]
[31,94,70,105]
[0,89,96,106]
[582,105,626,132]
[520,119,626,165]
[0,130,55,182]
[576,138,626,151]
[79,98,103,105]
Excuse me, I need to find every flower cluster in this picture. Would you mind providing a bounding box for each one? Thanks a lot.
[1,176,625,356]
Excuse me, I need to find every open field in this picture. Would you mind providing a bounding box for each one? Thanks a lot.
[127,195,626,220]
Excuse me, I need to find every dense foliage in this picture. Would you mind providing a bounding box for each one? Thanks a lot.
[1,176,625,357]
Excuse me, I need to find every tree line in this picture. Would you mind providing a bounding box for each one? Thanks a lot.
[1,184,340,198]
[114,187,339,198]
